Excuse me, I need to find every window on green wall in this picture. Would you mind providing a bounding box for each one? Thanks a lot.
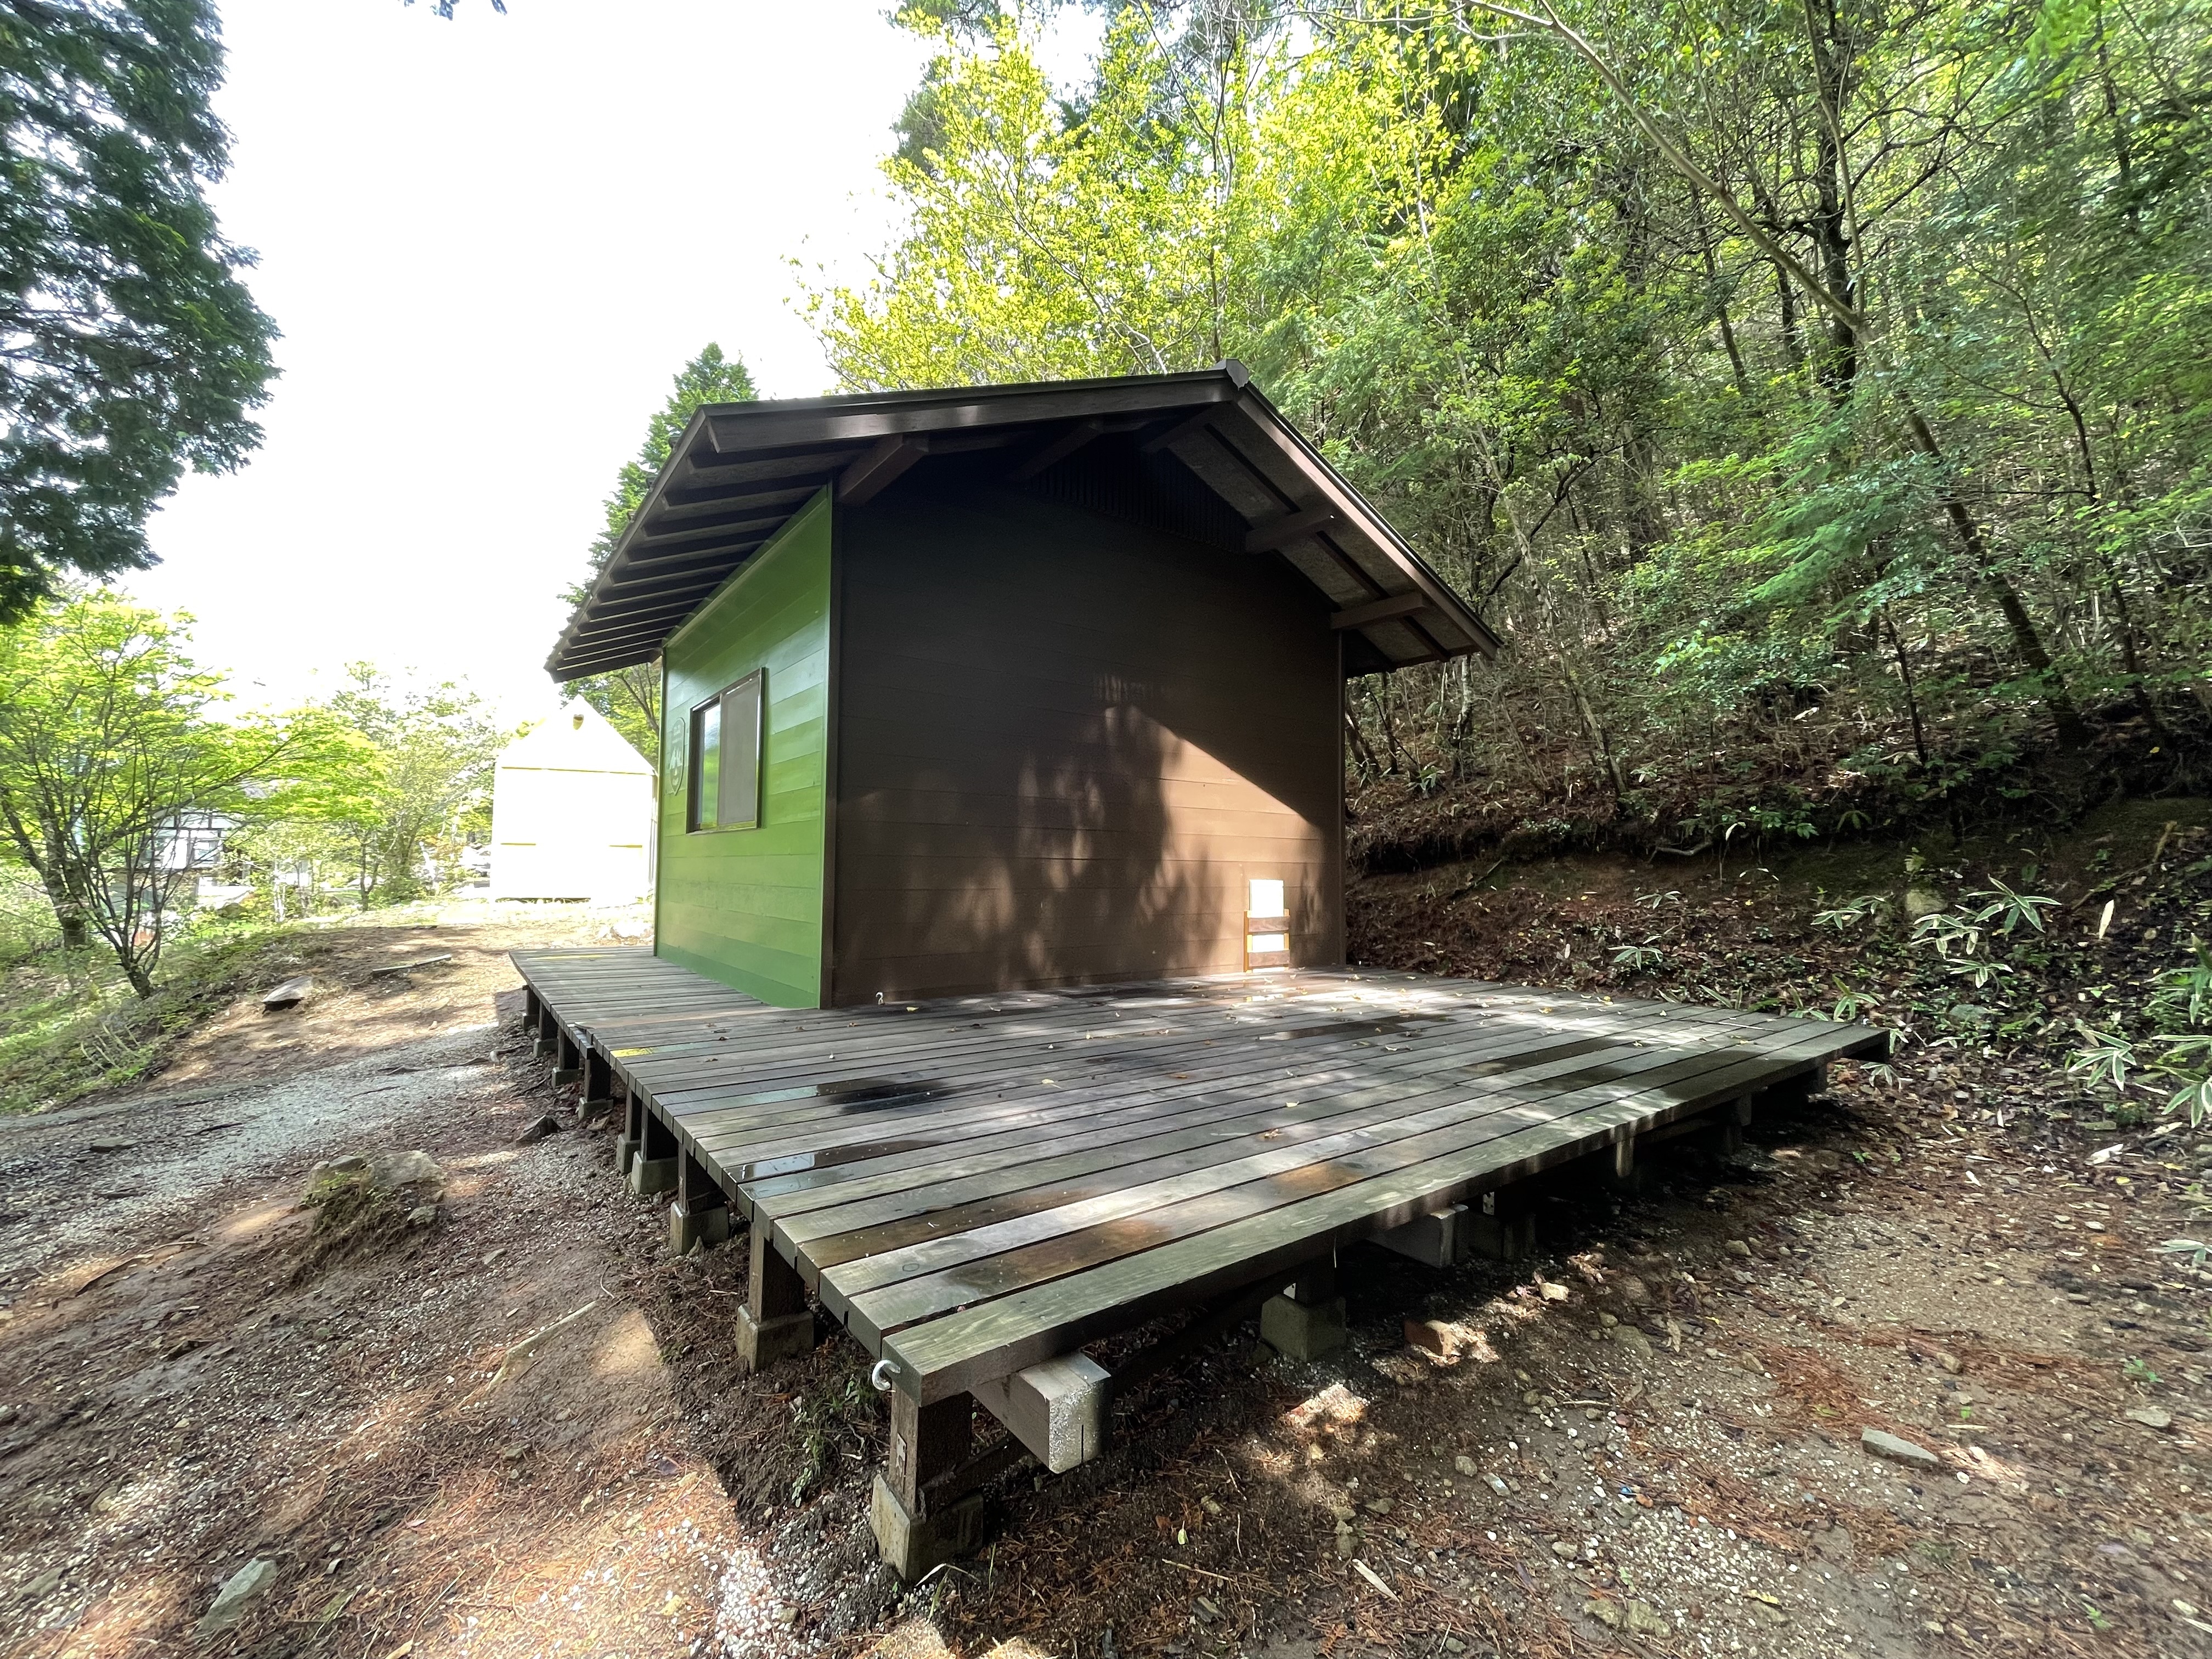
[686,669,763,832]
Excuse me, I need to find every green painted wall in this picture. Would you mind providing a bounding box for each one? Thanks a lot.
[655,489,832,1006]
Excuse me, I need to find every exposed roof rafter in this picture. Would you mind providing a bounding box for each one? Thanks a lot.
[544,363,1500,681]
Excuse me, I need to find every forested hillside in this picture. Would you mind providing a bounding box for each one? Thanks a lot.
[818,0,2211,867]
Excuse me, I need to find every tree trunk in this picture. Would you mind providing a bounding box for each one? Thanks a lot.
[32,861,88,950]
[1559,656,1628,802]
[1896,397,2090,750]
[1376,679,1406,775]
[1693,200,1750,393]
[1883,611,1931,768]
[1344,707,1381,779]
[1802,0,1859,395]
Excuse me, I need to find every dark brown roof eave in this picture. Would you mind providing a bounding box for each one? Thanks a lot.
[545,363,1499,681]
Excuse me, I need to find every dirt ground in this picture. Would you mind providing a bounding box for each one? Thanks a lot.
[1,890,2208,1659]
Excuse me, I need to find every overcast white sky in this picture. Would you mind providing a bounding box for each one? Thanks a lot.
[129,0,1097,725]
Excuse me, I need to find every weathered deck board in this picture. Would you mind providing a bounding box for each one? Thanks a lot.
[511,950,1883,1402]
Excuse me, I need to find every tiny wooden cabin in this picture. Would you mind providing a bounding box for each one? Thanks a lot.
[488,703,655,903]
[546,365,1497,1007]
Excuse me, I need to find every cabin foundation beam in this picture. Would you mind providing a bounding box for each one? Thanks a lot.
[736,1230,815,1372]
[1260,1259,1345,1361]
[669,1148,731,1254]
[870,1390,985,1581]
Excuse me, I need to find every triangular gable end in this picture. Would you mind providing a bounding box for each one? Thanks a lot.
[499,702,653,775]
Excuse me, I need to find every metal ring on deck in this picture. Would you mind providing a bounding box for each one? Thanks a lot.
[869,1358,901,1393]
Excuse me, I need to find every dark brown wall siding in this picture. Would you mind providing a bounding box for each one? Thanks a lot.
[830,487,1342,1004]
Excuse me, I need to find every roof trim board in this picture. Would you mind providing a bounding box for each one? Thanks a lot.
[546,363,1499,681]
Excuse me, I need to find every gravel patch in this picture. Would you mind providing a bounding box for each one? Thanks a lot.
[0,1024,499,1285]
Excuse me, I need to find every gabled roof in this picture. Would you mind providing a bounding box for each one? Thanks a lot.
[546,363,1500,681]
[498,702,652,775]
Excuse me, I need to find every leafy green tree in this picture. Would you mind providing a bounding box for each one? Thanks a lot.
[0,592,354,995]
[561,343,758,765]
[1,0,279,620]
[317,665,509,907]
[811,10,1258,385]
[823,0,2212,849]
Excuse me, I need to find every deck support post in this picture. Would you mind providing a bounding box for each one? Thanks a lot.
[871,1390,985,1580]
[736,1230,815,1372]
[522,986,543,1033]
[554,1028,583,1086]
[1700,1096,1752,1157]
[1260,1258,1346,1361]
[532,998,557,1059]
[1601,1132,1645,1194]
[580,1048,613,1119]
[625,1107,678,1197]
[1466,1188,1536,1261]
[615,1086,641,1176]
[669,1148,731,1254]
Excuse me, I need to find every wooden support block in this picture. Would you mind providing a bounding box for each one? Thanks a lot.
[1261,1259,1344,1359]
[1373,1203,1470,1269]
[669,1200,731,1254]
[1261,1292,1346,1360]
[627,1107,678,1197]
[871,1390,985,1579]
[522,986,543,1029]
[971,1353,1110,1474]
[735,1304,812,1370]
[870,1476,983,1582]
[669,1148,731,1254]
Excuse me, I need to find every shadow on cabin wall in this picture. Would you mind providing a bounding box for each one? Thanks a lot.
[830,473,1344,1005]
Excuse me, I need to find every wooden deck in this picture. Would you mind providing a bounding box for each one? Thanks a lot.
[513,949,1884,1406]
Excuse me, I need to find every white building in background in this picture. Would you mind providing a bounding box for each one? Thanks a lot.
[489,704,654,902]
